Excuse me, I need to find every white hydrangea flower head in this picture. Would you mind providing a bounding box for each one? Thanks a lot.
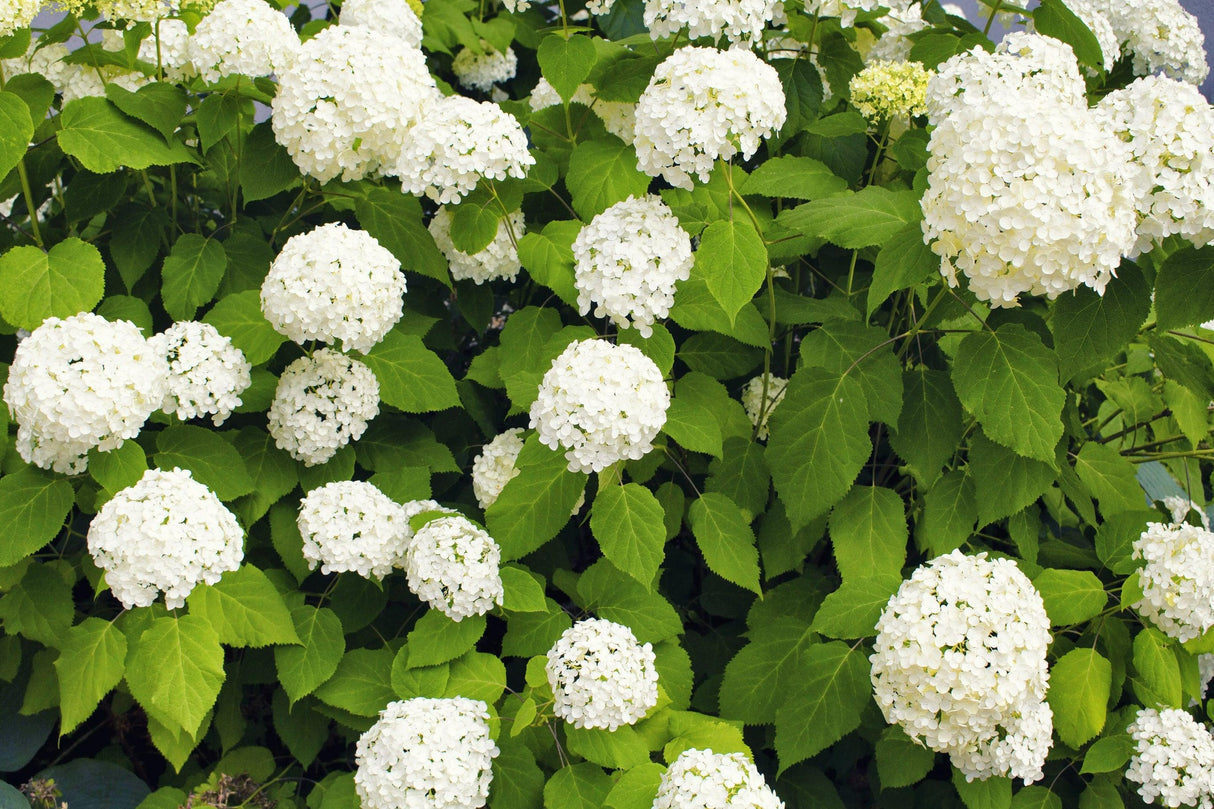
[87,468,244,609]
[1,0,41,36]
[529,339,670,474]
[870,551,1053,775]
[1163,495,1213,532]
[261,222,406,353]
[355,697,500,809]
[1093,76,1214,257]
[1090,0,1209,85]
[95,0,175,21]
[572,195,692,338]
[866,3,929,63]
[452,45,518,93]
[530,77,637,143]
[339,0,423,48]
[849,60,930,122]
[804,0,878,27]
[297,480,409,578]
[3,313,168,475]
[148,321,252,426]
[643,0,783,47]
[428,206,525,285]
[501,0,531,11]
[1127,708,1214,809]
[545,617,659,730]
[1134,522,1214,643]
[394,95,535,205]
[634,46,785,190]
[653,749,785,809]
[951,698,1054,784]
[267,348,380,466]
[405,515,504,621]
[741,373,788,441]
[188,0,300,82]
[1025,0,1118,72]
[139,19,196,82]
[471,427,525,509]
[272,25,439,183]
[401,498,460,528]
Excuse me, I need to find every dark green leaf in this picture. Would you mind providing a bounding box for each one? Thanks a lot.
[566,137,651,220]
[57,97,195,173]
[406,612,485,668]
[779,187,920,249]
[0,467,74,566]
[591,482,666,588]
[688,492,761,594]
[1050,262,1150,381]
[799,319,903,427]
[537,34,596,102]
[203,290,287,365]
[1033,0,1106,70]
[154,424,254,501]
[487,435,586,560]
[359,330,459,413]
[868,223,939,317]
[1154,245,1214,331]
[312,648,395,717]
[719,617,815,724]
[161,234,227,321]
[105,81,186,141]
[353,187,449,286]
[813,573,903,639]
[891,368,963,486]
[774,641,871,774]
[274,606,345,705]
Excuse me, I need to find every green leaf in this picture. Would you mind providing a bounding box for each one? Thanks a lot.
[487,435,586,561]
[917,471,977,557]
[0,561,73,646]
[952,770,1011,809]
[706,438,771,521]
[231,427,299,527]
[445,652,507,705]
[353,187,449,286]
[274,606,345,706]
[54,618,127,734]
[240,122,302,203]
[566,137,651,220]
[967,433,1053,527]
[502,600,572,658]
[497,307,564,410]
[739,155,846,200]
[537,34,596,102]
[767,367,871,531]
[161,234,227,321]
[565,726,649,769]
[678,331,763,380]
[799,319,903,427]
[1095,510,1156,575]
[0,91,33,180]
[891,369,963,486]
[779,187,920,249]
[406,612,486,668]
[155,424,254,501]
[57,97,194,173]
[0,467,74,566]
[0,238,106,330]
[694,218,768,327]
[490,741,544,809]
[312,648,395,717]
[591,482,667,588]
[125,614,224,736]
[1032,569,1107,626]
[669,280,771,346]
[1047,648,1111,748]
[105,82,185,141]
[952,324,1064,465]
[517,221,580,307]
[604,763,664,809]
[772,58,824,146]
[1079,735,1133,775]
[876,726,935,789]
[664,712,750,761]
[1033,0,1106,69]
[390,647,449,700]
[89,441,148,494]
[1154,245,1214,331]
[449,198,502,255]
[203,290,287,366]
[195,91,243,153]
[543,764,612,809]
[719,617,816,725]
[186,565,300,648]
[774,641,871,774]
[109,203,168,292]
[1050,263,1151,381]
[813,573,903,639]
[501,565,548,613]
[829,486,907,583]
[1074,442,1146,515]
[577,560,682,643]
[1149,333,1214,400]
[663,395,724,457]
[868,223,939,317]
[359,330,459,413]
[1132,627,1183,708]
[1010,786,1062,809]
[687,492,761,594]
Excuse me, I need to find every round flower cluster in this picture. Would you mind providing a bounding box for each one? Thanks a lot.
[1126,708,1214,809]
[471,427,525,509]
[1,0,41,36]
[428,206,525,285]
[405,515,504,621]
[451,45,518,93]
[188,0,300,82]
[148,321,251,426]
[267,349,380,466]
[870,551,1053,783]
[87,468,244,610]
[634,46,786,190]
[139,19,195,82]
[297,481,409,579]
[849,60,930,122]
[1133,522,1214,643]
[261,222,406,353]
[1092,0,1208,86]
[530,78,637,144]
[653,749,785,809]
[339,0,423,48]
[395,96,535,204]
[272,25,438,182]
[804,0,878,27]
[530,339,670,474]
[3,313,168,475]
[355,698,499,809]
[95,0,174,20]
[1026,0,1119,72]
[571,195,692,338]
[741,374,788,441]
[866,2,928,63]
[1094,76,1214,257]
[545,618,659,730]
[643,0,783,46]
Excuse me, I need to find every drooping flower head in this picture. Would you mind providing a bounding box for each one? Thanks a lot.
[149,321,252,426]
[405,515,504,621]
[471,427,526,509]
[451,45,518,93]
[267,348,380,466]
[297,480,409,579]
[741,374,788,441]
[545,617,659,730]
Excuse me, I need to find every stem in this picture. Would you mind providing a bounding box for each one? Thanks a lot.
[982,0,1001,37]
[16,160,42,247]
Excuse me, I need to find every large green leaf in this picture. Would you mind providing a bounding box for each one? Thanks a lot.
[891,368,963,487]
[57,97,195,173]
[89,441,148,494]
[543,764,612,809]
[1033,0,1106,69]
[161,234,227,321]
[952,770,1012,809]
[828,486,907,583]
[590,482,666,588]
[353,187,449,286]
[706,437,771,521]
[406,612,486,668]
[917,471,977,557]
[799,319,902,427]
[0,91,32,179]
[566,137,651,219]
[490,741,544,809]
[155,424,254,501]
[274,606,345,705]
[967,433,1054,527]
[1073,442,1146,516]
[1047,648,1110,748]
[687,492,761,594]
[125,614,225,737]
[774,641,871,773]
[487,436,586,560]
[0,467,75,566]
[867,223,939,317]
[875,726,935,789]
[105,82,186,141]
[186,564,301,648]
[813,573,904,639]
[565,725,649,769]
[359,330,459,413]
[719,617,816,724]
[54,618,127,734]
[312,648,395,717]
[1050,263,1151,381]
[0,561,73,646]
[0,239,105,330]
[203,290,287,366]
[1154,245,1214,331]
[537,34,596,102]
[1033,569,1107,626]
[517,221,579,307]
[694,218,768,327]
[1132,628,1182,708]
[577,560,682,644]
[778,187,920,249]
[739,155,846,200]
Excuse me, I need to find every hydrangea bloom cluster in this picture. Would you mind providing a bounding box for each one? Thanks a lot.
[272,25,438,182]
[804,0,877,27]
[1133,522,1214,643]
[1126,708,1214,809]
[4,313,168,475]
[267,349,380,466]
[849,60,930,122]
[1163,496,1212,531]
[395,96,535,204]
[405,515,504,621]
[87,468,243,610]
[339,0,423,48]
[148,321,251,425]
[545,618,659,730]
[1026,0,1118,71]
[188,0,300,82]
[297,481,409,579]
[139,19,195,82]
[95,0,174,20]
[741,374,788,441]
[261,222,406,353]
[529,78,637,144]
[354,698,499,809]
[1093,76,1214,257]
[471,427,525,509]
[643,0,783,46]
[866,2,928,63]
[653,749,785,809]
[428,207,525,285]
[571,195,692,337]
[1,0,41,37]
[871,551,1053,782]
[530,339,670,474]
[451,45,518,93]
[1091,0,1209,86]
[634,46,786,189]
